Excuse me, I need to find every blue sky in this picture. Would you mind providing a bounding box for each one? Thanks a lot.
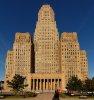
[0,0,94,80]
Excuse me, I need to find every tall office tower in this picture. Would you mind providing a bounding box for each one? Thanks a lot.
[4,5,88,91]
[34,5,60,73]
[80,50,88,80]
[60,32,82,84]
[4,51,13,90]
[13,32,33,76]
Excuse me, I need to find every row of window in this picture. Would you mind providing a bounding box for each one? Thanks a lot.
[62,45,78,47]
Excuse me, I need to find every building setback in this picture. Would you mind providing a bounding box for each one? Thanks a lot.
[80,50,88,80]
[4,51,13,90]
[4,5,88,92]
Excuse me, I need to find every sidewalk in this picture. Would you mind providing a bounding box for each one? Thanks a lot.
[0,93,93,100]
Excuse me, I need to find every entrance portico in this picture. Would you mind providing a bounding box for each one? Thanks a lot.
[31,78,61,92]
[26,73,65,92]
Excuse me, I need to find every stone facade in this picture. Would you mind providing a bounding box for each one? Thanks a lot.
[13,32,33,75]
[60,32,88,85]
[34,5,60,73]
[4,5,88,92]
[80,50,88,81]
[26,73,65,92]
[4,51,13,90]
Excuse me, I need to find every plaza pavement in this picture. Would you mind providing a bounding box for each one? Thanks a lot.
[0,93,93,100]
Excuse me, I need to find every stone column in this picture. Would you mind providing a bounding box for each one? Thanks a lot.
[52,79,53,90]
[35,79,36,90]
[58,79,59,88]
[43,79,45,91]
[42,79,43,91]
[36,79,38,90]
[44,79,46,90]
[48,79,51,91]
[60,79,61,88]
[46,79,48,91]
[55,79,58,89]
[39,79,41,91]
[53,79,55,90]
[31,79,33,90]
[33,79,34,91]
[50,79,52,90]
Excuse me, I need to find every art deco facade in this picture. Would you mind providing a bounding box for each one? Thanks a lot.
[60,32,88,85]
[80,50,88,80]
[4,51,13,90]
[34,5,60,73]
[5,51,13,78]
[4,5,88,92]
[13,33,33,76]
[4,32,34,90]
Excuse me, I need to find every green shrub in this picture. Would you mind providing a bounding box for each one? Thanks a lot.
[59,93,66,98]
[25,92,37,97]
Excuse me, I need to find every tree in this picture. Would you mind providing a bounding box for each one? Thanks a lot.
[0,81,3,95]
[82,78,92,91]
[92,77,94,91]
[82,77,94,92]
[7,74,28,95]
[66,76,82,92]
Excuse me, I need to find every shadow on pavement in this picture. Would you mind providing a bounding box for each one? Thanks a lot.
[52,90,60,100]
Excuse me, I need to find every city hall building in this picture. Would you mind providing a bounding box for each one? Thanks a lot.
[4,5,88,92]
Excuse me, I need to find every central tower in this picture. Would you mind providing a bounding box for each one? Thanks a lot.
[34,5,60,73]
